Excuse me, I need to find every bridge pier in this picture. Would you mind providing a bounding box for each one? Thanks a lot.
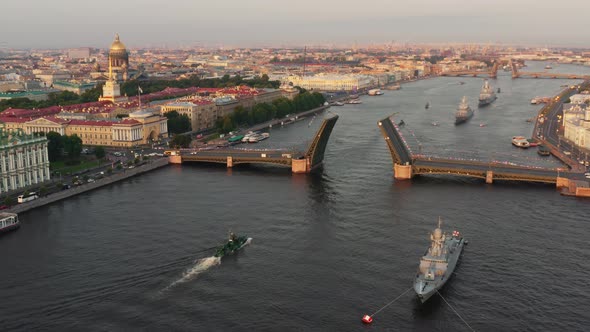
[393,163,413,180]
[169,155,182,164]
[486,171,493,184]
[227,156,233,168]
[556,177,570,188]
[291,158,310,173]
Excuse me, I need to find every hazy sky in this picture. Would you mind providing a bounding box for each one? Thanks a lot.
[2,0,590,49]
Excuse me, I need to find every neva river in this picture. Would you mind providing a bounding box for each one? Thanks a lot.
[2,61,590,331]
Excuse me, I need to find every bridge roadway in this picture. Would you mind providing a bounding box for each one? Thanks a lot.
[181,148,301,167]
[412,157,559,183]
[378,116,564,184]
[171,115,339,173]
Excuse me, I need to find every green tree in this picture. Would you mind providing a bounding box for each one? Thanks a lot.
[170,134,192,148]
[39,185,48,197]
[94,146,106,160]
[3,196,14,207]
[46,131,64,162]
[222,115,235,133]
[79,84,103,103]
[63,135,83,159]
[165,111,192,134]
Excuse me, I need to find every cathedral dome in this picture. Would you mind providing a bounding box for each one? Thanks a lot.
[110,34,127,53]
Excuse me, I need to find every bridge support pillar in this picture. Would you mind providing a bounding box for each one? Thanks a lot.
[291,158,310,174]
[486,171,493,184]
[556,177,570,188]
[227,156,233,168]
[169,155,182,164]
[393,163,413,180]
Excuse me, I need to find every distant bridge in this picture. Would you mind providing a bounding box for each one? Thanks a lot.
[441,58,590,80]
[378,115,564,184]
[440,62,500,79]
[169,115,339,173]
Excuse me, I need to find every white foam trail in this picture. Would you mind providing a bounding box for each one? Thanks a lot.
[163,256,221,291]
[160,238,252,293]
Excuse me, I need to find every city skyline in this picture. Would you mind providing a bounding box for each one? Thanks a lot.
[3,0,590,49]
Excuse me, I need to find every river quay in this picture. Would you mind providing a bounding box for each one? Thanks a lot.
[8,158,169,214]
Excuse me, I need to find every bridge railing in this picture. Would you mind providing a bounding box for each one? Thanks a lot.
[413,154,564,171]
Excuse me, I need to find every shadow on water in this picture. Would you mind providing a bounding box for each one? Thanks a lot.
[179,161,292,176]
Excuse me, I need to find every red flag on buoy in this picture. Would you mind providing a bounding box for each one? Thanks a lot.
[362,315,373,324]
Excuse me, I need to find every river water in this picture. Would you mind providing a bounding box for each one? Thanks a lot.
[2,61,590,331]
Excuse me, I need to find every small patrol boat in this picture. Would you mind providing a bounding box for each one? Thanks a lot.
[214,232,251,258]
[414,218,465,303]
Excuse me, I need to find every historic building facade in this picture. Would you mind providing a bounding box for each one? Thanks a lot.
[0,110,168,147]
[0,130,50,194]
[564,104,590,149]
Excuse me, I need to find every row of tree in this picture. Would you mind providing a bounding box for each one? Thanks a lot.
[45,132,84,162]
[0,74,280,113]
[121,74,279,97]
[215,92,325,133]
[0,86,104,112]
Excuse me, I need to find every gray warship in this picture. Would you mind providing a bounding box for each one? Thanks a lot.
[478,79,497,106]
[414,219,465,303]
[455,96,473,124]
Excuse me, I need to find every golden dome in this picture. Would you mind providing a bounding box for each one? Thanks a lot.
[110,34,127,52]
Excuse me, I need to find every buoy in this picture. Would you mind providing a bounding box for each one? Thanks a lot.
[361,315,373,324]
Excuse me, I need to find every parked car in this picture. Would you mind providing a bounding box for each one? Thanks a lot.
[0,205,9,210]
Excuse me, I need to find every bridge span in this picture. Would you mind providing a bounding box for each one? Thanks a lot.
[378,115,566,185]
[441,58,590,80]
[169,115,339,173]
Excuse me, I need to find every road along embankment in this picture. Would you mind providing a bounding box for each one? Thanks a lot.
[9,158,170,214]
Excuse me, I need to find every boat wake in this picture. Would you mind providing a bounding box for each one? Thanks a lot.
[162,256,221,292]
[160,238,252,293]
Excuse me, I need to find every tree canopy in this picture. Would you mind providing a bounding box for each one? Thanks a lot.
[0,84,104,112]
[46,132,84,162]
[165,111,192,134]
[216,92,325,134]
[170,134,192,148]
[94,146,106,160]
[120,74,280,97]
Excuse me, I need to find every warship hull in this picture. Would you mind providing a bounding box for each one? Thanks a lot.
[478,95,497,107]
[414,238,464,303]
[455,112,473,124]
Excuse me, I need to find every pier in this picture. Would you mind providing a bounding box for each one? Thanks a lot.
[169,115,339,173]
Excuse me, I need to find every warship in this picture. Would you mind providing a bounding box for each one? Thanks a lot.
[478,80,497,106]
[215,233,251,258]
[455,96,474,124]
[414,219,466,303]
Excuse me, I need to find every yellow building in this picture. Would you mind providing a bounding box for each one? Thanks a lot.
[160,87,289,131]
[160,101,216,132]
[1,110,168,147]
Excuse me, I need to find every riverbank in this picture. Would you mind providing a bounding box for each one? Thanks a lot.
[204,105,329,146]
[8,158,169,214]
